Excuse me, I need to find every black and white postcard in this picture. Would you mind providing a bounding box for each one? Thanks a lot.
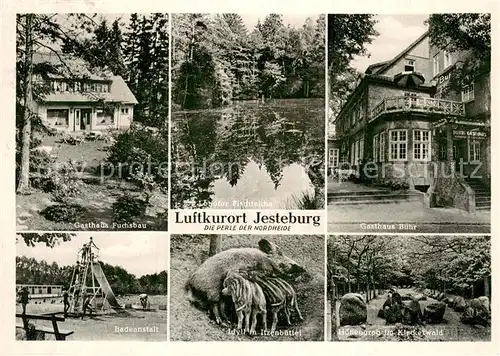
[15,14,169,231]
[169,234,324,341]
[327,14,491,233]
[15,232,168,341]
[170,14,326,210]
[327,235,491,341]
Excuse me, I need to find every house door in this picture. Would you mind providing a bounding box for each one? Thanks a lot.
[74,109,80,131]
[80,109,92,131]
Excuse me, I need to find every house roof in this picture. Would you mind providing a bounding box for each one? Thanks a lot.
[375,30,429,75]
[365,60,390,74]
[34,52,138,105]
[42,76,138,105]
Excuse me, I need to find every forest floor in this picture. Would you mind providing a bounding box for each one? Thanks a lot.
[332,288,490,341]
[169,235,325,341]
[16,136,168,231]
[15,294,168,341]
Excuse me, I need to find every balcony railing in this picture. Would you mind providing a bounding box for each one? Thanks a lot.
[370,96,465,122]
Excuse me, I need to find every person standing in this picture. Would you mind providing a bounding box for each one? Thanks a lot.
[62,289,70,317]
[81,294,92,320]
[18,287,29,315]
[139,294,148,310]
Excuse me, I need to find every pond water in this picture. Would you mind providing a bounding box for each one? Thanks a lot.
[171,99,325,209]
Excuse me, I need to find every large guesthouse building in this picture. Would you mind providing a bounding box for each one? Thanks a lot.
[331,30,490,211]
[34,52,138,133]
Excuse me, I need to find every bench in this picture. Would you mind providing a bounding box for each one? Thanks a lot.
[16,313,74,340]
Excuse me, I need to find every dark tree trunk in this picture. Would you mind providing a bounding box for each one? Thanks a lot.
[17,14,35,195]
[208,235,222,257]
[484,277,490,299]
[331,274,338,341]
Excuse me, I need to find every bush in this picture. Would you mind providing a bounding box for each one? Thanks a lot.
[40,204,86,223]
[44,161,84,203]
[106,125,168,190]
[112,194,148,224]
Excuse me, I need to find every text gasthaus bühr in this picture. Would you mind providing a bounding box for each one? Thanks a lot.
[174,211,321,227]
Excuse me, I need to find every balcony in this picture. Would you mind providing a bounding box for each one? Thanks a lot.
[370,96,465,122]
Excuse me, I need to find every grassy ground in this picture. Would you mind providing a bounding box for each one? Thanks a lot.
[15,294,168,341]
[16,135,168,231]
[170,235,325,341]
[333,288,490,341]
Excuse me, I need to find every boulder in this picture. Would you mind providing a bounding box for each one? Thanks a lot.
[477,296,490,312]
[392,291,403,305]
[339,293,367,326]
[461,298,490,326]
[453,296,466,312]
[423,302,446,324]
[385,303,403,324]
[382,295,393,309]
[402,298,423,325]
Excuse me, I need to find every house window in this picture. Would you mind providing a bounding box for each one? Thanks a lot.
[379,131,386,162]
[404,58,416,72]
[74,82,81,92]
[469,141,481,162]
[359,139,364,161]
[413,130,431,161]
[46,109,69,127]
[433,54,439,76]
[373,134,379,161]
[439,143,447,160]
[96,108,114,125]
[329,148,339,168]
[121,107,129,115]
[461,83,475,102]
[389,129,407,161]
[443,50,452,69]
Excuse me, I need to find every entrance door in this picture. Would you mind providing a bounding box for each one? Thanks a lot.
[74,109,80,131]
[80,109,92,131]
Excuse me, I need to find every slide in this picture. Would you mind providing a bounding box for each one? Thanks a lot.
[92,262,122,309]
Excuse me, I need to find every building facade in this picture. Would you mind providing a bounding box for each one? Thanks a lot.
[34,53,138,133]
[332,30,490,210]
[16,284,63,297]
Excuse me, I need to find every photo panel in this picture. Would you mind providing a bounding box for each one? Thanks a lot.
[15,232,168,341]
[169,234,325,341]
[327,234,491,341]
[170,13,326,210]
[15,13,169,231]
[327,14,491,233]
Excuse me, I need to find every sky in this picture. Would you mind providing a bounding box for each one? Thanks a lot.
[351,14,429,73]
[99,13,318,31]
[240,14,320,31]
[16,233,168,277]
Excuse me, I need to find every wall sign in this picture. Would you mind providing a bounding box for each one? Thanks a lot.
[453,130,487,139]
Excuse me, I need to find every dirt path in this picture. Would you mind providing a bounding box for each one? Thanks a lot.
[334,289,490,341]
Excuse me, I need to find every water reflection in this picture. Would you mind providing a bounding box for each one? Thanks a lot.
[171,99,325,209]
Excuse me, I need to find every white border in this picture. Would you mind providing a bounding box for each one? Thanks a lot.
[1,1,499,355]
